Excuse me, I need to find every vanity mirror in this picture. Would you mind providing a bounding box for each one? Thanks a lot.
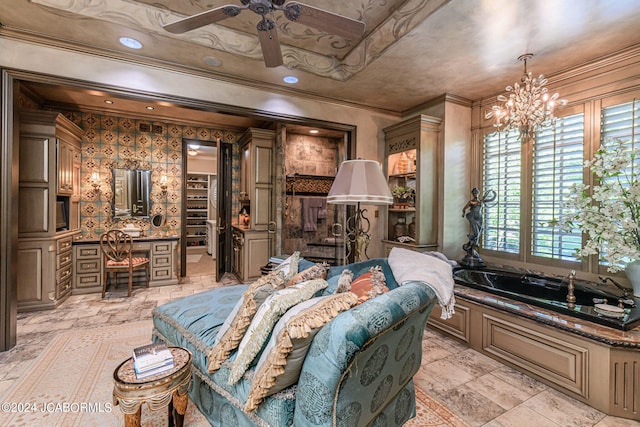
[112,168,151,218]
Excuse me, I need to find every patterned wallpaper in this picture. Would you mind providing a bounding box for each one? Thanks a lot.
[60,110,241,240]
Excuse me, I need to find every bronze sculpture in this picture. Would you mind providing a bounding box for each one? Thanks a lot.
[461,187,496,267]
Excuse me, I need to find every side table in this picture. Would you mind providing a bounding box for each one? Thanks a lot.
[113,346,192,427]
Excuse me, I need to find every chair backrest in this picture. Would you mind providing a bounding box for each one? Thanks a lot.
[100,229,134,263]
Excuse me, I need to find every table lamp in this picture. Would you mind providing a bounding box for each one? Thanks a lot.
[327,159,392,261]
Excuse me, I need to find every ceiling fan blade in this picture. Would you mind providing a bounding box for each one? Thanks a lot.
[284,2,365,40]
[163,5,241,34]
[257,18,283,67]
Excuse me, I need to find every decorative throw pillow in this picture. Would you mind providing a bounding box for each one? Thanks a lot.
[286,263,329,287]
[244,292,358,412]
[274,251,300,283]
[227,278,329,384]
[207,271,285,372]
[349,266,389,304]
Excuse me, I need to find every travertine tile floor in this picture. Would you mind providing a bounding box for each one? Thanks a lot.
[0,274,637,426]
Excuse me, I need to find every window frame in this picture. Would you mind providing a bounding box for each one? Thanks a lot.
[477,103,589,271]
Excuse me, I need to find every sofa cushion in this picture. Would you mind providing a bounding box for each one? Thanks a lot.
[245,292,358,412]
[227,278,329,384]
[348,266,389,304]
[286,263,328,287]
[207,271,284,372]
[274,251,300,283]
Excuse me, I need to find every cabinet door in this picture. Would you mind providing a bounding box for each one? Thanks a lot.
[57,141,74,195]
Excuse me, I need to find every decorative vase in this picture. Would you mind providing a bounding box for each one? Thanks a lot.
[625,260,640,297]
[394,217,408,240]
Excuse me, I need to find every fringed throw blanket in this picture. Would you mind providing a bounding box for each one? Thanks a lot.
[388,247,456,319]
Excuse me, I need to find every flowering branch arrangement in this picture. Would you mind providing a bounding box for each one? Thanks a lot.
[554,138,640,272]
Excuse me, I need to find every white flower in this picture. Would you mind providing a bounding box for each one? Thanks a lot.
[554,138,640,272]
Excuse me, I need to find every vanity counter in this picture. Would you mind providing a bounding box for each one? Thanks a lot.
[72,236,179,294]
[73,235,180,244]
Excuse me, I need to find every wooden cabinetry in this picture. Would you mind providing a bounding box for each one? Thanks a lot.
[428,296,640,422]
[232,227,271,282]
[383,115,442,254]
[233,128,275,281]
[185,173,212,248]
[72,238,179,294]
[57,138,79,195]
[238,128,275,231]
[17,111,83,311]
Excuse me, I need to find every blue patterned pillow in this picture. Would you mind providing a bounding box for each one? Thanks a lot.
[245,292,358,412]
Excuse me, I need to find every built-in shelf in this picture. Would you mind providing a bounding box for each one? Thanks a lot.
[185,172,215,249]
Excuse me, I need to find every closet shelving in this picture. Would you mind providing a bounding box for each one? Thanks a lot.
[186,173,210,248]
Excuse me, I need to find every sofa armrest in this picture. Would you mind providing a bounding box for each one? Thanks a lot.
[293,282,437,426]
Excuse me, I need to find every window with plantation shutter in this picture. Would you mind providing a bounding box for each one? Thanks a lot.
[598,99,640,270]
[601,99,640,147]
[481,132,521,253]
[531,113,585,259]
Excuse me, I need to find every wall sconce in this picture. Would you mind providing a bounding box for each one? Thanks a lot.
[160,175,168,196]
[89,172,100,197]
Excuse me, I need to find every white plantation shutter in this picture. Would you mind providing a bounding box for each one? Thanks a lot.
[601,100,640,146]
[599,99,640,270]
[482,132,521,253]
[531,114,585,259]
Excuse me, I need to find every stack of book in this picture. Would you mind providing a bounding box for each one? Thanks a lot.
[132,343,174,379]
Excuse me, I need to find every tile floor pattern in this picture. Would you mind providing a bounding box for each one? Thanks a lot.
[0,274,638,427]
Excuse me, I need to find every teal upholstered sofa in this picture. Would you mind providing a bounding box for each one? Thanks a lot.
[152,258,438,426]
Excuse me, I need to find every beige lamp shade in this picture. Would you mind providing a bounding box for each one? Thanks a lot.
[327,159,393,205]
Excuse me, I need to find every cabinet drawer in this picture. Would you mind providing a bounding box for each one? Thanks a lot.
[57,263,73,283]
[75,272,101,289]
[152,267,172,281]
[132,242,150,252]
[76,245,100,259]
[152,242,172,255]
[57,250,73,270]
[57,236,73,252]
[152,254,172,268]
[76,258,100,274]
[58,276,72,299]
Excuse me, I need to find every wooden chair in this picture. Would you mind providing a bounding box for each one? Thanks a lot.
[99,229,150,298]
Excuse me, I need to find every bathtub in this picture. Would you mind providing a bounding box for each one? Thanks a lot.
[453,268,640,330]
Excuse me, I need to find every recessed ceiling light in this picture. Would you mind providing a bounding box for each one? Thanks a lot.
[145,106,155,110]
[309,129,319,134]
[283,76,298,84]
[204,56,223,67]
[119,37,142,49]
[188,144,200,150]
[104,100,114,104]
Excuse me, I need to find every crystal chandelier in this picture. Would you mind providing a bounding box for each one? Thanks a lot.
[486,53,566,144]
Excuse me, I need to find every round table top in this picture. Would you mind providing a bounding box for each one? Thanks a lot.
[114,346,191,386]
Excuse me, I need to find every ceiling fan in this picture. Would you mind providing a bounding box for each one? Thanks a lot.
[163,0,366,68]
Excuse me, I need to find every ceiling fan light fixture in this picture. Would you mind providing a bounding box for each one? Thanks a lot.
[163,0,365,68]
[283,76,298,84]
[119,37,142,49]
